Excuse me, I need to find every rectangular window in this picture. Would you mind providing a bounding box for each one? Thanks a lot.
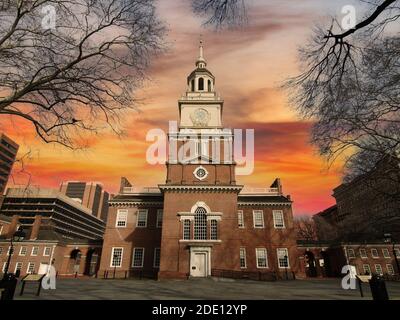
[363,264,371,275]
[136,210,148,227]
[395,248,400,258]
[14,262,22,273]
[43,247,51,257]
[359,249,367,259]
[238,210,244,228]
[7,246,12,255]
[387,264,395,275]
[132,248,145,268]
[253,210,264,228]
[382,248,390,258]
[116,209,128,227]
[110,248,123,268]
[0,225,3,235]
[277,248,290,268]
[19,247,27,256]
[31,247,39,256]
[347,249,355,258]
[156,209,163,228]
[0,247,3,255]
[239,248,247,269]
[27,262,35,274]
[371,248,379,258]
[183,220,191,240]
[256,248,268,268]
[210,220,218,240]
[375,264,383,275]
[273,210,285,228]
[2,262,6,273]
[153,248,160,268]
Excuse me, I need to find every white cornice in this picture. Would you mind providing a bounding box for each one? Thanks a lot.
[238,202,292,206]
[159,185,243,193]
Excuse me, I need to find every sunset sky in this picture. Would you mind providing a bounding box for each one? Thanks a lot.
[1,0,366,215]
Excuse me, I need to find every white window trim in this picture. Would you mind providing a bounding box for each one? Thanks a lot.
[2,262,6,273]
[26,262,35,274]
[363,264,371,274]
[110,247,123,268]
[153,248,160,268]
[359,249,367,259]
[239,247,247,269]
[156,209,163,228]
[238,210,245,228]
[253,210,265,229]
[19,246,27,256]
[347,249,355,259]
[255,248,268,268]
[136,209,148,228]
[371,248,379,259]
[382,248,390,259]
[386,264,394,275]
[273,210,285,229]
[0,225,3,236]
[277,248,290,268]
[31,246,39,256]
[43,247,51,257]
[132,247,145,268]
[14,262,22,273]
[116,209,128,228]
[374,264,383,275]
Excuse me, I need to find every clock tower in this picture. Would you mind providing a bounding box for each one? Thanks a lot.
[158,41,242,279]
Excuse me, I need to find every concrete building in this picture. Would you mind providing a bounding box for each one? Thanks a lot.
[99,43,299,280]
[0,134,19,195]
[0,187,105,277]
[59,181,109,222]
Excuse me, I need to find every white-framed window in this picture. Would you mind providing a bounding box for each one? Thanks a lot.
[239,248,247,269]
[273,210,285,229]
[153,248,160,268]
[238,210,244,228]
[0,225,3,235]
[194,207,208,240]
[14,262,22,273]
[363,264,371,275]
[156,209,163,228]
[19,246,27,256]
[7,246,12,255]
[359,249,367,259]
[395,248,400,258]
[387,264,395,275]
[27,262,35,274]
[382,248,390,258]
[347,249,355,258]
[277,248,290,268]
[375,264,383,275]
[0,247,3,255]
[256,248,268,268]
[110,247,123,268]
[210,220,218,240]
[136,210,148,227]
[2,262,6,273]
[43,247,51,257]
[253,210,264,228]
[183,220,191,240]
[116,209,128,228]
[132,248,145,268]
[371,248,379,258]
[31,246,39,256]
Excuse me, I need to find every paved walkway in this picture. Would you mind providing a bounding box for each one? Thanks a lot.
[15,277,400,300]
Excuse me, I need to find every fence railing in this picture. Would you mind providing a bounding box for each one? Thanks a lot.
[211,269,295,281]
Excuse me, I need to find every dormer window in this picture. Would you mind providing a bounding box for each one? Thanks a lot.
[198,77,204,91]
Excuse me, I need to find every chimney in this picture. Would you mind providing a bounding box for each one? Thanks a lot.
[6,215,20,238]
[30,215,42,240]
[119,177,132,193]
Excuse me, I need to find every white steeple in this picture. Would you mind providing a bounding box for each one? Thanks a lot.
[196,39,206,69]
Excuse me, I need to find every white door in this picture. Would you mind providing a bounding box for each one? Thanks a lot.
[191,253,207,277]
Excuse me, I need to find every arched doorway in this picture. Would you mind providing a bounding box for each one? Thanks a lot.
[84,249,99,276]
[68,249,82,275]
[305,251,317,277]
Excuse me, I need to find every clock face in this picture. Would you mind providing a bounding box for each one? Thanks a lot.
[190,108,210,127]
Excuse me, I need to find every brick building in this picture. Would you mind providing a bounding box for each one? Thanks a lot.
[0,187,104,277]
[99,44,299,280]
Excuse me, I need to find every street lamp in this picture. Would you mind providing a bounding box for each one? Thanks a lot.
[113,253,118,279]
[384,233,400,276]
[2,226,26,280]
[284,255,288,280]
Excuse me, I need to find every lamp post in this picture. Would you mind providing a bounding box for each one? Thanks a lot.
[384,233,400,276]
[2,226,26,281]
[113,254,118,279]
[284,255,288,280]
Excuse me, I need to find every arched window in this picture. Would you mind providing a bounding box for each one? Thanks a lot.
[198,77,204,91]
[194,207,207,240]
[191,79,195,92]
[208,80,212,92]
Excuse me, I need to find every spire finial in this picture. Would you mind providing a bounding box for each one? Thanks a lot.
[196,35,206,68]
